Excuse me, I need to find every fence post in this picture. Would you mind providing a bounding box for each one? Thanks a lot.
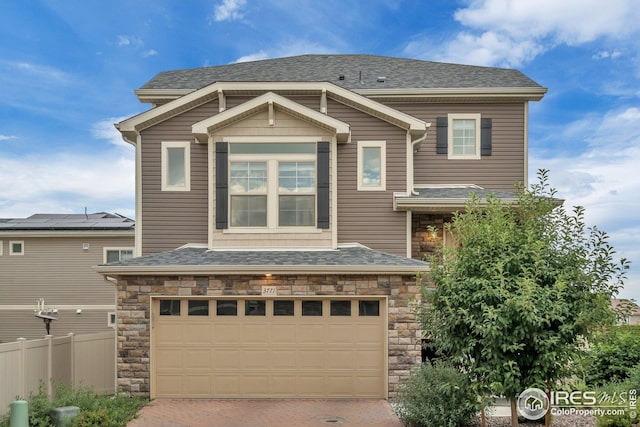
[17,338,26,398]
[46,335,53,398]
[68,333,75,388]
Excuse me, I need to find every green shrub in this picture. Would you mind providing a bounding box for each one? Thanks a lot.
[584,325,640,386]
[0,382,147,427]
[395,362,480,427]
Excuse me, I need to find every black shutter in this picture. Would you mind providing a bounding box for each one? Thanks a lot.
[317,141,330,229]
[215,141,228,229]
[481,118,492,156]
[436,117,448,154]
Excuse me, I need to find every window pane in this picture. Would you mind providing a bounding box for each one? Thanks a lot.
[217,300,237,316]
[279,195,315,226]
[106,250,120,263]
[120,250,134,261]
[245,300,266,316]
[230,143,315,154]
[160,300,181,316]
[188,300,209,316]
[302,300,323,316]
[452,119,476,155]
[330,300,351,316]
[362,147,381,186]
[274,300,294,316]
[231,195,267,227]
[359,300,380,316]
[279,162,315,193]
[230,162,267,193]
[167,147,186,186]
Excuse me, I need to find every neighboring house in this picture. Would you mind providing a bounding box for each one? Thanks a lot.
[97,54,546,399]
[612,298,640,325]
[0,213,134,342]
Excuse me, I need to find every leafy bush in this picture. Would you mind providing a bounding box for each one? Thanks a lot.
[395,362,480,427]
[0,382,147,427]
[584,325,640,386]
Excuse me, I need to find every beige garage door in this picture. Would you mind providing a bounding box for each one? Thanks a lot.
[151,297,387,398]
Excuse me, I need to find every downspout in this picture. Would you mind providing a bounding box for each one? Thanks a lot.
[410,127,430,195]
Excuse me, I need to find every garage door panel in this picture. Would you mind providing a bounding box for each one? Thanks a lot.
[183,324,212,344]
[213,349,242,369]
[153,297,386,398]
[213,323,242,343]
[184,349,211,369]
[155,349,182,370]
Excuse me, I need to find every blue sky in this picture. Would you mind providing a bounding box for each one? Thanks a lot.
[0,0,638,301]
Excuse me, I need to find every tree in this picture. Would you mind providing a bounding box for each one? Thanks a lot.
[417,170,629,427]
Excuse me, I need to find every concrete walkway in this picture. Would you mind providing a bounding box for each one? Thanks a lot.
[127,399,404,427]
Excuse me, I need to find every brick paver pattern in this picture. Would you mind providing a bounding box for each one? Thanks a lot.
[127,399,404,427]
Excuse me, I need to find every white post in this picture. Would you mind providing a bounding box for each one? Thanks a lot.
[46,335,53,398]
[68,333,76,388]
[17,338,26,398]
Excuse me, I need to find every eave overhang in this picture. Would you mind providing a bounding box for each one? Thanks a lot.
[118,82,429,145]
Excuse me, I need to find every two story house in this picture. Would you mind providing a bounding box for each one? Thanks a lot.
[0,213,134,342]
[97,54,546,400]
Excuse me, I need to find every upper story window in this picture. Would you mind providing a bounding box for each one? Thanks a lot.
[448,114,481,160]
[228,142,316,230]
[357,140,386,191]
[161,141,191,191]
[104,248,134,263]
[9,241,24,256]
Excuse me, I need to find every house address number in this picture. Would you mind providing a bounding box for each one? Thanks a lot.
[261,286,277,296]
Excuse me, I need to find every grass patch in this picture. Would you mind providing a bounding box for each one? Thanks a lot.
[0,382,147,427]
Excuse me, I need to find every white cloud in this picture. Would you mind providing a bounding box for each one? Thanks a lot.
[211,0,247,22]
[592,49,623,60]
[116,35,143,47]
[529,106,640,300]
[90,117,132,149]
[142,49,158,58]
[406,0,640,67]
[0,151,135,219]
[0,135,17,141]
[4,61,70,83]
[235,51,269,63]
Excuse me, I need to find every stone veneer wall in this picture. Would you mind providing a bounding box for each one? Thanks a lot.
[116,273,422,399]
[411,214,452,261]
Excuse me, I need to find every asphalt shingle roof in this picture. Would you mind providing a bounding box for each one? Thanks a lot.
[0,212,135,230]
[103,245,428,269]
[140,54,543,91]
[411,187,518,200]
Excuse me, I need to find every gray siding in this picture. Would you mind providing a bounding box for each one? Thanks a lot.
[0,235,132,342]
[386,102,526,192]
[328,99,408,256]
[140,101,218,254]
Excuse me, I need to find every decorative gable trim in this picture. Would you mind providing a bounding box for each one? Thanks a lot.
[117,82,429,146]
[192,91,351,143]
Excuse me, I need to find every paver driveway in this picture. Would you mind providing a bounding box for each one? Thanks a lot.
[127,399,404,427]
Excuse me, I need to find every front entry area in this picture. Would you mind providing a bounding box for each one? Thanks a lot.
[151,297,387,398]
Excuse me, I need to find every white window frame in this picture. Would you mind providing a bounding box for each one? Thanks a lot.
[108,312,116,328]
[9,241,24,256]
[227,141,318,232]
[0,240,3,256]
[103,247,135,263]
[161,141,191,191]
[357,140,386,191]
[448,113,481,160]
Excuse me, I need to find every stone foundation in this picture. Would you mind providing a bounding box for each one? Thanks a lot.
[115,273,422,399]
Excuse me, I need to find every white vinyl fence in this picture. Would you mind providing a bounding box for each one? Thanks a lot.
[0,331,115,413]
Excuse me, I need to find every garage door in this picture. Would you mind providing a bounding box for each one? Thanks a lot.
[151,297,387,398]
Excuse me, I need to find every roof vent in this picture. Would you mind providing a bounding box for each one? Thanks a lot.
[338,74,345,81]
[377,76,386,83]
